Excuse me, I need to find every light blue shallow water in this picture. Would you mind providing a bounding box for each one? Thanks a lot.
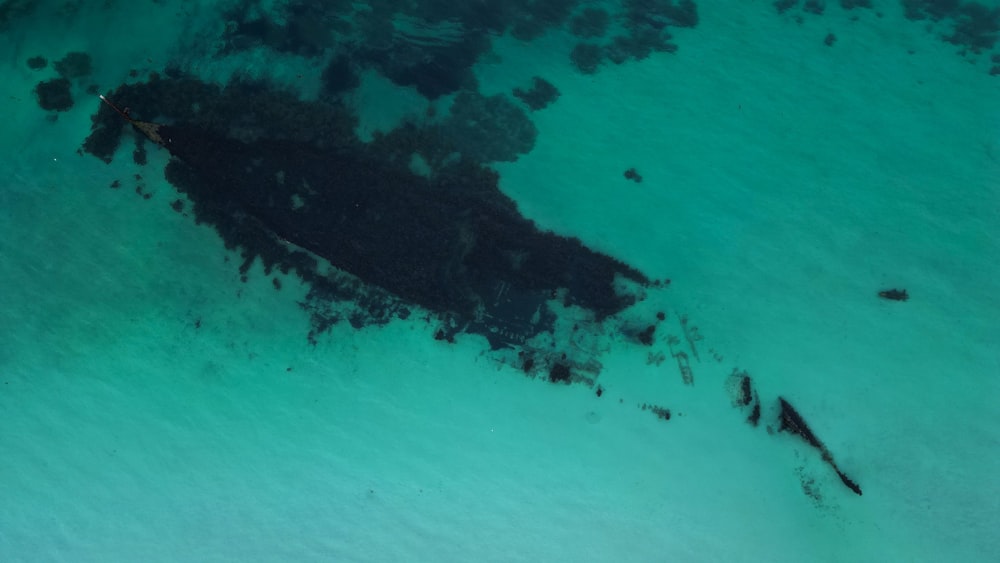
[1,1,998,561]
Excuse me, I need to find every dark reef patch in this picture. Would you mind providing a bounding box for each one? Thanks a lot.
[570,42,604,73]
[26,55,46,70]
[513,76,560,111]
[441,91,539,161]
[35,78,73,111]
[84,75,648,352]
[54,51,92,79]
[570,8,611,38]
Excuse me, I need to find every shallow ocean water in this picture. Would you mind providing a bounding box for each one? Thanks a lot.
[1,1,998,561]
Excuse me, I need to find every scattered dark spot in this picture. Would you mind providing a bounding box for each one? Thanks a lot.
[110,180,121,189]
[656,311,666,321]
[596,385,604,397]
[522,355,535,373]
[194,318,202,329]
[273,277,282,290]
[286,367,292,372]
[824,32,836,46]
[170,199,184,212]
[624,167,643,183]
[642,402,671,421]
[142,192,152,200]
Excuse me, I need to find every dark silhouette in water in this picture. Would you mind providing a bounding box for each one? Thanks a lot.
[878,288,908,301]
[95,90,648,349]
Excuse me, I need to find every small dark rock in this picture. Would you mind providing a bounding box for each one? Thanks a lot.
[624,167,643,183]
[878,288,908,301]
[549,362,572,384]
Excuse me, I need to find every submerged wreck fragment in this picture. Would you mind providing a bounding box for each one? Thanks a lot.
[88,78,649,349]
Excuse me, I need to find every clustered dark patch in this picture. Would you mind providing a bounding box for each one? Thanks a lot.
[570,42,603,73]
[321,54,360,97]
[637,325,656,346]
[512,76,560,111]
[641,402,671,421]
[441,91,539,161]
[824,32,837,46]
[87,74,648,344]
[0,0,38,30]
[725,371,859,495]
[54,51,92,79]
[804,0,825,15]
[522,354,535,373]
[133,142,147,165]
[624,167,643,183]
[35,78,73,111]
[775,0,798,13]
[26,55,46,70]
[509,0,580,40]
[549,362,572,383]
[727,369,761,426]
[570,8,611,38]
[902,0,1000,53]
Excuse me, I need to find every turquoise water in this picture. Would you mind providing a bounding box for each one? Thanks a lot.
[1,1,998,561]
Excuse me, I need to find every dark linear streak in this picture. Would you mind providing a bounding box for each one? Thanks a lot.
[778,397,863,496]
